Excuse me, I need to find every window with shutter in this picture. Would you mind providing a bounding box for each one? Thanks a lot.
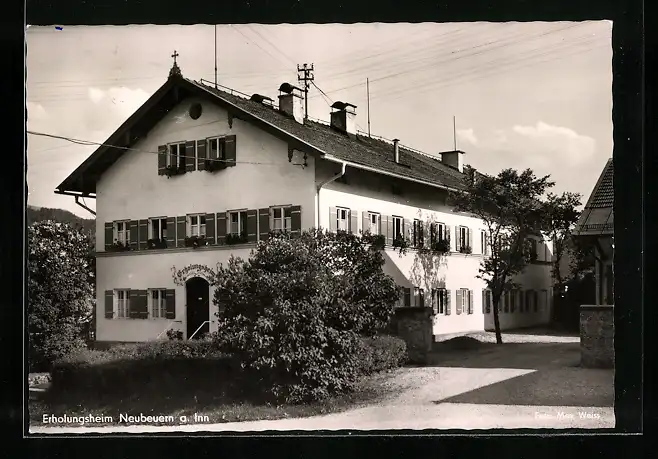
[149,289,167,319]
[104,290,114,319]
[271,206,292,233]
[115,289,131,318]
[227,211,248,238]
[468,290,473,314]
[392,216,404,242]
[336,208,349,232]
[445,290,452,315]
[404,288,411,307]
[455,289,463,315]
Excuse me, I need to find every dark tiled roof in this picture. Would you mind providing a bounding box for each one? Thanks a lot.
[574,159,614,237]
[187,79,470,191]
[587,159,613,208]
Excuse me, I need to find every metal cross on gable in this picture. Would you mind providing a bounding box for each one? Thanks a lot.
[171,50,179,64]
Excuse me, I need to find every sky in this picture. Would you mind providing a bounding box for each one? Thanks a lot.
[26,22,613,217]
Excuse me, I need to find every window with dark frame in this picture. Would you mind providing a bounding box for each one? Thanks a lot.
[271,206,292,232]
[167,142,185,168]
[149,217,167,240]
[368,212,381,235]
[149,289,167,319]
[228,210,247,236]
[188,214,207,237]
[115,289,130,319]
[337,208,349,232]
[393,216,404,240]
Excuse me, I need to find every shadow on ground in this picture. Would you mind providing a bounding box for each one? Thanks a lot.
[427,337,614,408]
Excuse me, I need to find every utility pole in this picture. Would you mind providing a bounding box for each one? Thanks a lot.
[297,63,314,120]
[453,115,457,150]
[214,25,218,88]
[367,78,371,137]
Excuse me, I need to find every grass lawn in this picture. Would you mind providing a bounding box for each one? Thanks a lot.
[29,371,398,428]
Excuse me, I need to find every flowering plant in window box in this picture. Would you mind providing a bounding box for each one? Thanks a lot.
[205,159,226,172]
[393,236,410,250]
[431,238,451,253]
[225,232,248,245]
[147,238,167,249]
[362,232,385,250]
[459,245,472,254]
[109,240,131,252]
[184,235,208,248]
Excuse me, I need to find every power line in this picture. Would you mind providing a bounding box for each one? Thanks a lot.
[230,25,290,71]
[27,130,283,167]
[309,23,587,99]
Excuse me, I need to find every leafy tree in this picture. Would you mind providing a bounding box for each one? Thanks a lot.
[209,229,400,403]
[449,168,555,344]
[28,221,95,371]
[542,192,582,320]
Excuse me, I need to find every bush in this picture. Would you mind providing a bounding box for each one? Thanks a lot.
[211,229,400,403]
[28,221,95,371]
[50,340,239,396]
[355,335,407,375]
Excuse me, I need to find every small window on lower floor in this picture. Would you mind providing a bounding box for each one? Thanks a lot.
[115,289,130,319]
[149,289,167,319]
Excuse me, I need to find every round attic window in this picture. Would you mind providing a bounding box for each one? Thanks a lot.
[189,103,202,120]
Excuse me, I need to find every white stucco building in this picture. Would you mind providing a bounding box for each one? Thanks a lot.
[55,61,554,346]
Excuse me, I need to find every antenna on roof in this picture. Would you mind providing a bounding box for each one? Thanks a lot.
[214,25,218,88]
[453,115,457,151]
[367,78,371,138]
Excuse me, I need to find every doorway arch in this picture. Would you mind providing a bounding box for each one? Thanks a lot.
[185,276,210,339]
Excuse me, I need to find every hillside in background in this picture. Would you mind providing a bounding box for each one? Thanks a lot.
[27,205,95,235]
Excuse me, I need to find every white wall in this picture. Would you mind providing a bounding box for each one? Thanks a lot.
[95,96,317,251]
[96,246,254,342]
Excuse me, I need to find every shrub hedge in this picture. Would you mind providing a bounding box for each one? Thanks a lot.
[50,340,243,397]
[355,335,408,375]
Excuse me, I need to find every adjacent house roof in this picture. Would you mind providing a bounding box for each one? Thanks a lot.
[55,73,473,196]
[573,158,613,237]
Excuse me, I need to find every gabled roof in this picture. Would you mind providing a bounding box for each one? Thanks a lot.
[55,74,472,196]
[573,158,613,237]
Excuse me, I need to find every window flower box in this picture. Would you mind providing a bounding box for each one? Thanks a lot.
[109,241,131,252]
[459,245,472,254]
[225,232,248,245]
[393,237,410,249]
[147,238,167,249]
[184,235,208,248]
[164,165,186,178]
[205,159,226,172]
[431,239,451,253]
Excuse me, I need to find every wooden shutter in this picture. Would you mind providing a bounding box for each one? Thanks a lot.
[456,289,463,315]
[176,216,186,247]
[157,145,167,175]
[289,205,302,237]
[197,139,207,171]
[217,212,227,244]
[445,225,452,251]
[349,210,358,234]
[362,213,369,235]
[431,289,438,314]
[165,217,176,246]
[205,213,216,245]
[104,290,114,319]
[224,135,237,167]
[165,289,176,319]
[445,290,451,315]
[129,290,148,319]
[328,207,338,233]
[403,288,411,307]
[404,219,412,242]
[258,208,269,241]
[468,290,474,314]
[534,291,539,312]
[385,216,394,246]
[138,219,148,250]
[104,222,113,250]
[185,141,196,172]
[455,226,461,252]
[246,209,258,242]
[468,228,473,251]
[129,220,138,250]
[482,289,487,314]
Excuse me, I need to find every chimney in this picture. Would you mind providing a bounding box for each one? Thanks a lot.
[330,101,357,138]
[278,83,304,124]
[440,150,465,173]
[393,139,400,163]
